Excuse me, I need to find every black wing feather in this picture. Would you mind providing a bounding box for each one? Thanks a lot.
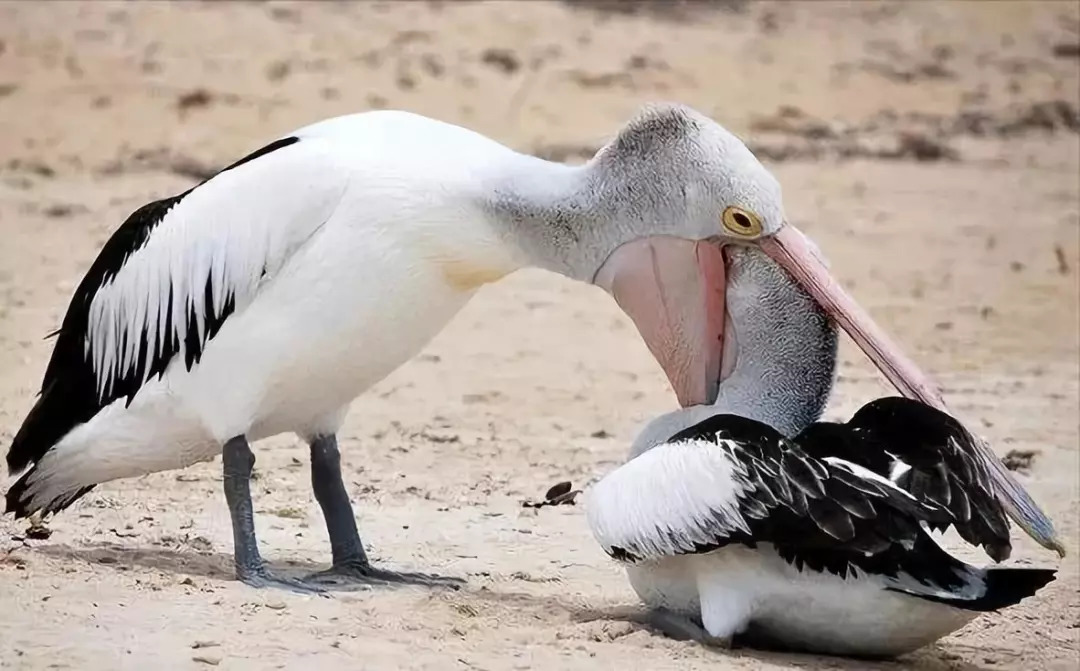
[804,397,1013,561]
[6,137,300,483]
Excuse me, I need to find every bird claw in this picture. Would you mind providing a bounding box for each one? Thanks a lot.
[237,565,329,595]
[302,559,464,591]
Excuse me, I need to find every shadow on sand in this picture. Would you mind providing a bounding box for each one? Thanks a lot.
[37,541,330,583]
[33,541,1000,670]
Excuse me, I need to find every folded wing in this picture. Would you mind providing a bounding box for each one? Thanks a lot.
[586,414,951,568]
[7,136,349,478]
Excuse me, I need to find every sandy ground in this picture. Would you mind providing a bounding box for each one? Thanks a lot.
[1,1,1078,669]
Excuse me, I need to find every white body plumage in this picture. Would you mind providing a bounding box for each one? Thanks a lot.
[17,111,526,511]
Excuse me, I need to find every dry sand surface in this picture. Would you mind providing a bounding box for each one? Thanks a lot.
[1,1,1078,669]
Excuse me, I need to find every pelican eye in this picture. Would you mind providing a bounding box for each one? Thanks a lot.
[721,206,763,238]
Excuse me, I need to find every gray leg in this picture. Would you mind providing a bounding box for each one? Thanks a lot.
[308,434,368,565]
[222,436,322,593]
[303,434,463,589]
[646,609,733,649]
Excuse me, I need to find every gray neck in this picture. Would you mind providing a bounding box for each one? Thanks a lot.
[712,247,837,434]
[480,109,711,283]
[630,247,838,457]
[480,155,607,282]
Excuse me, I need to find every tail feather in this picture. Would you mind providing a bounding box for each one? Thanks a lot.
[6,379,99,517]
[5,465,97,518]
[7,377,222,522]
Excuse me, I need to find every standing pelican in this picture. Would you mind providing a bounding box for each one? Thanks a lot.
[585,248,1058,656]
[4,104,1060,592]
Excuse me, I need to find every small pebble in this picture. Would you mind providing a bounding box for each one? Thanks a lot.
[545,481,573,500]
[25,524,52,540]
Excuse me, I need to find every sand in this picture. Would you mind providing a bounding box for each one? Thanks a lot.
[1,1,1078,669]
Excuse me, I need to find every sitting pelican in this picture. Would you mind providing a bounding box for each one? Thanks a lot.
[4,104,1059,592]
[585,247,1058,657]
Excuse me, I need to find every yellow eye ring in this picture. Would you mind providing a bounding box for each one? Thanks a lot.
[721,206,763,238]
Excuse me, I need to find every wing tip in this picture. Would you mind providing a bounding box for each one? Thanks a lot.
[6,377,89,478]
[963,567,1058,612]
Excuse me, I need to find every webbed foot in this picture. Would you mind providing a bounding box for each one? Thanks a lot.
[303,558,464,590]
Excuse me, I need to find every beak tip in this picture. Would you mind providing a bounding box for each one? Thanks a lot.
[1051,538,1067,558]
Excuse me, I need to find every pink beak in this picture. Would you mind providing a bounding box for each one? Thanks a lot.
[595,224,1064,557]
[593,236,727,408]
